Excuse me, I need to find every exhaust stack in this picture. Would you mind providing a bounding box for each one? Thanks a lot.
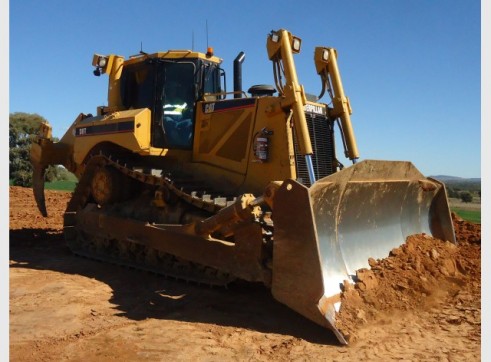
[233,51,245,98]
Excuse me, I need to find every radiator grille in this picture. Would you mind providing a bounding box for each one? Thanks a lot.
[293,112,336,187]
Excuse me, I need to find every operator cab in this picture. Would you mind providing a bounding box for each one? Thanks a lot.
[119,51,223,150]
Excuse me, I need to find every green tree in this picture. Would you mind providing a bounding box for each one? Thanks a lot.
[460,191,473,203]
[9,112,70,187]
[446,187,459,198]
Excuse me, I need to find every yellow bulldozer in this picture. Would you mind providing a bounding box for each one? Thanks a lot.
[31,29,455,344]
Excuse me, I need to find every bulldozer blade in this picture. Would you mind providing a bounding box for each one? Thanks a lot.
[271,160,455,344]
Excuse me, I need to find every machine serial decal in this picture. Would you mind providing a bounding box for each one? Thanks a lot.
[202,98,256,114]
[75,120,135,136]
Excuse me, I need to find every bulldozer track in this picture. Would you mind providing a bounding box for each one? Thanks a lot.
[63,153,241,286]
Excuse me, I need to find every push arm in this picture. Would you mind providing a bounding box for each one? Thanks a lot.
[314,47,359,162]
[267,29,316,184]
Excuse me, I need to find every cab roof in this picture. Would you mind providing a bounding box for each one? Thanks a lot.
[123,50,222,66]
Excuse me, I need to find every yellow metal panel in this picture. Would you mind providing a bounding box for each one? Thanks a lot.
[194,101,255,175]
[133,109,152,150]
[191,97,297,196]
[241,97,297,194]
[73,108,167,164]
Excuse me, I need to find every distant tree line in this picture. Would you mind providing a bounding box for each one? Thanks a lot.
[444,181,481,193]
[9,112,71,187]
[446,186,479,203]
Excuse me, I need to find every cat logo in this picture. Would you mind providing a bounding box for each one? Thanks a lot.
[304,104,326,115]
[204,103,215,114]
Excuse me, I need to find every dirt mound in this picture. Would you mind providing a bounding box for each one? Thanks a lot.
[452,212,481,244]
[335,214,481,343]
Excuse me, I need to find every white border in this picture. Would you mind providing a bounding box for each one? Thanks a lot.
[481,0,488,359]
[1,0,9,360]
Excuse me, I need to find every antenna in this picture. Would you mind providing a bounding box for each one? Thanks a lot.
[139,41,148,56]
[192,30,195,51]
[129,41,148,58]
[205,20,213,57]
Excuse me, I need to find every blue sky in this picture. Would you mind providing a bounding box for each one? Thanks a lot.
[9,0,481,178]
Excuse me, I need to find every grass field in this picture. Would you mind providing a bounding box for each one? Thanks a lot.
[448,197,481,224]
[451,208,481,224]
[44,180,77,191]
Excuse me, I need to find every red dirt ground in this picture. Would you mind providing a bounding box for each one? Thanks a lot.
[9,186,481,361]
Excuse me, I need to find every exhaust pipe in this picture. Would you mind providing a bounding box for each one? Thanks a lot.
[233,51,245,98]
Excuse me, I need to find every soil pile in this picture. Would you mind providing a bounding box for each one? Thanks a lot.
[335,214,481,343]
[453,212,481,244]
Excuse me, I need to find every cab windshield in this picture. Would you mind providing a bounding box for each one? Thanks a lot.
[120,57,222,149]
[161,62,196,148]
